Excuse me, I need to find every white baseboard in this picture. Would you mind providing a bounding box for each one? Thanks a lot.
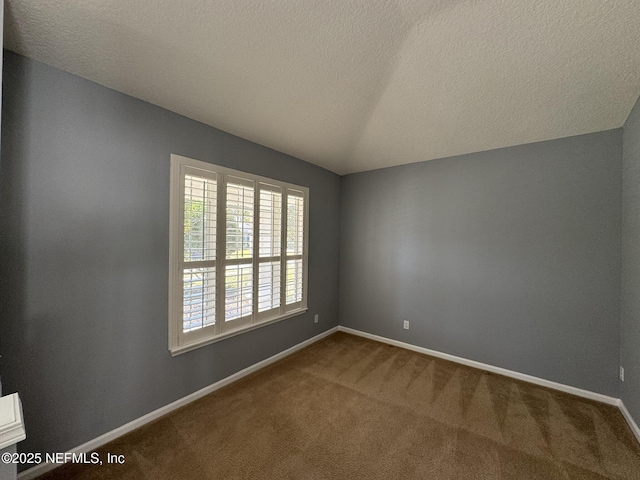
[17,324,640,479]
[338,326,640,443]
[18,326,338,480]
[618,400,640,444]
[338,326,619,406]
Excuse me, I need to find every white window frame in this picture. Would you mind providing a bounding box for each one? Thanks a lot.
[169,154,309,356]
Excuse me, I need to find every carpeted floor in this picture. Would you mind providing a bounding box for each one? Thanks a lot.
[39,332,640,479]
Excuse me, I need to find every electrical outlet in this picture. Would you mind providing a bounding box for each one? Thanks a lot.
[314,314,319,324]
[620,366,625,382]
[403,320,409,330]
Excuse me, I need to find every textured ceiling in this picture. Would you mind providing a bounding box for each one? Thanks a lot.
[4,0,640,174]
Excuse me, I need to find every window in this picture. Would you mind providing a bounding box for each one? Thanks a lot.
[169,154,309,355]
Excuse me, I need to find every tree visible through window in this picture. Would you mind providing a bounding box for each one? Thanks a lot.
[169,155,309,355]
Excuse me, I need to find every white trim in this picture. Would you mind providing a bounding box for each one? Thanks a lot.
[0,393,26,450]
[337,326,619,406]
[618,400,640,444]
[169,154,310,354]
[170,308,308,356]
[336,327,640,442]
[14,326,640,480]
[18,327,338,480]
[167,155,181,352]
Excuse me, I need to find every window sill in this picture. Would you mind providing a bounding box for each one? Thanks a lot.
[170,308,308,356]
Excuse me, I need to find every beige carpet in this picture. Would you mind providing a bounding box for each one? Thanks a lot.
[39,332,640,479]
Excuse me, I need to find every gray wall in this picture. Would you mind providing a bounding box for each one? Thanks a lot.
[339,130,622,397]
[0,51,341,460]
[622,94,640,424]
[0,0,3,149]
[0,11,18,480]
[0,445,17,480]
[0,0,4,151]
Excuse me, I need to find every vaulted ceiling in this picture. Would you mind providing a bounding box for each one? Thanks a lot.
[4,0,640,174]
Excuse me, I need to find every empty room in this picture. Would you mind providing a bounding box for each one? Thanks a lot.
[1,0,640,479]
